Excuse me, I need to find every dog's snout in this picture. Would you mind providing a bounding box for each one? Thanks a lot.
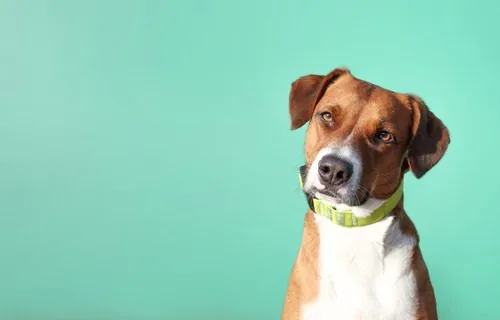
[318,155,353,186]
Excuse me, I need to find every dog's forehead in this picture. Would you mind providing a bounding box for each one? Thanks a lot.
[318,75,403,117]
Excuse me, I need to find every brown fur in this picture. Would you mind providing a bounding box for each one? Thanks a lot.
[282,67,449,319]
[282,211,320,320]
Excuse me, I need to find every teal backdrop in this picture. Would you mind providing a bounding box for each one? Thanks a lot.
[1,0,499,319]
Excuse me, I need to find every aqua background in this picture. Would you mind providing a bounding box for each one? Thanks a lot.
[1,0,499,319]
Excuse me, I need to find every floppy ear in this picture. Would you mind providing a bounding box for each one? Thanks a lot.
[289,68,348,130]
[406,95,450,178]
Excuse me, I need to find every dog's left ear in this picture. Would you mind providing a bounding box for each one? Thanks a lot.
[406,95,450,179]
[289,68,348,130]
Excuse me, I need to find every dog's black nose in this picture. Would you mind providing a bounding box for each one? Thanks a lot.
[318,155,353,186]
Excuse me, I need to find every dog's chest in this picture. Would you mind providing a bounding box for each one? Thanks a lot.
[302,215,417,320]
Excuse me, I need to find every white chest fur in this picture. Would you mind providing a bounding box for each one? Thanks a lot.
[302,214,418,320]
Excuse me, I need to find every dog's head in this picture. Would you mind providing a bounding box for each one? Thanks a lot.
[290,68,450,208]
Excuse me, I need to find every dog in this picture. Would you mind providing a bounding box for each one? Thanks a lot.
[281,67,450,320]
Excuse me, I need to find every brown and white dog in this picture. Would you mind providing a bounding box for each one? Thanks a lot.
[281,67,450,320]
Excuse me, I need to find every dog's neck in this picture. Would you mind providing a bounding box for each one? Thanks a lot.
[301,201,418,320]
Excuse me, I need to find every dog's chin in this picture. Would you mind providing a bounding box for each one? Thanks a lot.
[312,187,369,207]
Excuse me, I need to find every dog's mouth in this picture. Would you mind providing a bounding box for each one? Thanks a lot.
[300,164,369,207]
[310,187,370,207]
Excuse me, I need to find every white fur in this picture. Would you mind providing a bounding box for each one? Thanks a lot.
[301,145,418,319]
[301,214,417,320]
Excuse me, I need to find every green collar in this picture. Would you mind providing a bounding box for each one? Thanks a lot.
[298,166,403,227]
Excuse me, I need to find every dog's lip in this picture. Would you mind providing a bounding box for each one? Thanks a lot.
[312,188,338,199]
[311,187,370,207]
[349,189,370,206]
[309,187,341,202]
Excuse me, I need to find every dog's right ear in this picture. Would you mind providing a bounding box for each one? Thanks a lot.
[289,68,349,130]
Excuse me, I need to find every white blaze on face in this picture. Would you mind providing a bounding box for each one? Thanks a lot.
[303,144,385,218]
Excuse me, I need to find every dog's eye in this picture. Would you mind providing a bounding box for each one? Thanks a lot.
[320,112,333,122]
[375,130,396,144]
